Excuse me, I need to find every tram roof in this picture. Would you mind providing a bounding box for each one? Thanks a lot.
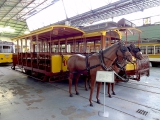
[114,27,142,35]
[11,25,85,40]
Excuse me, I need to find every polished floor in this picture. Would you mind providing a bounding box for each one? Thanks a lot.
[0,66,160,120]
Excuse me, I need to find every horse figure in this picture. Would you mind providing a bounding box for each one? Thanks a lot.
[67,41,133,106]
[127,43,143,60]
[107,43,143,97]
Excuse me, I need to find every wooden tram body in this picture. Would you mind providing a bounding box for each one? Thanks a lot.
[11,18,150,82]
[11,25,85,82]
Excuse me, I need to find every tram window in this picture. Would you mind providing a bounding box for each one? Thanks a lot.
[96,46,100,52]
[11,46,14,53]
[3,46,12,53]
[140,46,146,54]
[75,45,79,52]
[55,47,58,53]
[79,45,84,52]
[61,48,65,52]
[0,46,2,53]
[86,46,90,53]
[147,46,154,54]
[90,46,95,52]
[60,44,65,53]
[155,46,160,54]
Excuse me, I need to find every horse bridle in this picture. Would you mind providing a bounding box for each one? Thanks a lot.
[114,45,130,67]
[99,44,131,70]
[127,46,141,58]
[113,45,141,82]
[101,44,132,82]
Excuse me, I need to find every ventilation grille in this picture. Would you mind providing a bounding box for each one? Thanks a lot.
[136,109,148,116]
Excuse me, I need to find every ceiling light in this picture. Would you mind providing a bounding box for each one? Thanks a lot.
[0,26,15,33]
[24,31,30,34]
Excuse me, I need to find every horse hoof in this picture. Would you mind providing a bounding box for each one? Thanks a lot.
[76,92,79,95]
[85,88,88,91]
[109,95,112,98]
[70,94,73,97]
[97,100,101,104]
[112,92,116,95]
[90,103,93,107]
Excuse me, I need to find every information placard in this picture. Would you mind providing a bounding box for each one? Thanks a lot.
[96,71,114,118]
[96,71,114,83]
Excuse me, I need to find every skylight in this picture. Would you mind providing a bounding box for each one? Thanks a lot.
[26,0,119,31]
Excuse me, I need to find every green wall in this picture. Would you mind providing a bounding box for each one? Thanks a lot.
[121,24,160,41]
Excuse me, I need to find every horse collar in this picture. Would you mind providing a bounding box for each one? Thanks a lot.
[98,50,112,71]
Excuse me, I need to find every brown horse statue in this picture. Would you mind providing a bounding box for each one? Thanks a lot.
[67,41,133,106]
[107,43,143,98]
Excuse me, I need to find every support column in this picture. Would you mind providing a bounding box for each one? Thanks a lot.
[93,40,96,52]
[74,38,76,52]
[101,31,106,50]
[65,38,67,53]
[125,30,128,44]
[30,36,33,52]
[83,37,87,53]
[17,39,19,53]
[21,39,23,52]
[25,38,27,52]
[58,39,60,53]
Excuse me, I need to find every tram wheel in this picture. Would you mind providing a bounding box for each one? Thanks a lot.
[11,66,15,70]
[151,62,157,67]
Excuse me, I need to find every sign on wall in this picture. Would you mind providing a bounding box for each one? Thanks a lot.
[143,17,151,25]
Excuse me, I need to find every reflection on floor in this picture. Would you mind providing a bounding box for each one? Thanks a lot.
[0,66,160,120]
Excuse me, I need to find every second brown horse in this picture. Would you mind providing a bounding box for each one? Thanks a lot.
[67,41,133,106]
[107,43,143,98]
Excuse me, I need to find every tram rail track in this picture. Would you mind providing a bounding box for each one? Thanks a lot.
[78,85,160,112]
[126,80,160,89]
[6,66,160,119]
[53,83,160,120]
[76,79,160,112]
[115,83,160,94]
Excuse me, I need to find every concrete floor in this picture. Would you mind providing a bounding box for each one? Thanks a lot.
[0,66,160,120]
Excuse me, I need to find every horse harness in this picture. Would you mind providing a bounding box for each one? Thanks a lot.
[81,45,130,81]
[127,46,141,57]
[72,44,141,82]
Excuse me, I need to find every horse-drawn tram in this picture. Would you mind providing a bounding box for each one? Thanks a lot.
[11,25,85,82]
[4,19,160,120]
[11,18,150,105]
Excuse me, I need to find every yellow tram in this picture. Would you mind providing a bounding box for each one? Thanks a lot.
[137,42,160,67]
[11,18,150,82]
[0,41,14,64]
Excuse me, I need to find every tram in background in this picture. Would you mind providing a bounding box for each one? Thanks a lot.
[11,18,150,82]
[0,40,15,64]
[135,40,160,67]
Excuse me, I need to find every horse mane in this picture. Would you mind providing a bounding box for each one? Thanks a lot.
[103,41,123,53]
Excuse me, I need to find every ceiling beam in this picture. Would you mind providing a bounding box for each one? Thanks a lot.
[4,0,36,28]
[0,0,7,9]
[0,0,23,23]
[17,0,48,20]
